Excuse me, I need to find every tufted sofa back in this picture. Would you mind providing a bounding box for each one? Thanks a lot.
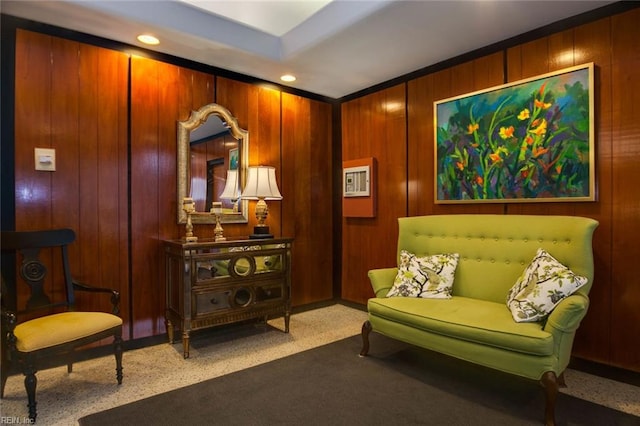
[397,214,599,304]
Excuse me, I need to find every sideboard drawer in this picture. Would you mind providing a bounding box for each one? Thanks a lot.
[195,290,231,315]
[255,283,284,303]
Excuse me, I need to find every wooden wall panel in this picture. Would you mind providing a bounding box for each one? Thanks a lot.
[214,78,282,239]
[610,7,640,370]
[14,30,54,309]
[341,84,407,304]
[282,94,334,305]
[13,30,129,335]
[130,58,201,338]
[351,9,640,371]
[130,56,161,338]
[75,43,130,317]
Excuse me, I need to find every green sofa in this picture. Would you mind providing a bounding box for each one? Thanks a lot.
[361,214,598,426]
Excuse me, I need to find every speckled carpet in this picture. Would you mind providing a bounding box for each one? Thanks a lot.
[79,333,640,426]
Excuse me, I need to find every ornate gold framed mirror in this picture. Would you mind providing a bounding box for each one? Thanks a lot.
[177,103,249,224]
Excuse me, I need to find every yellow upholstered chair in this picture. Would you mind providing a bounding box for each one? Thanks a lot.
[0,229,123,422]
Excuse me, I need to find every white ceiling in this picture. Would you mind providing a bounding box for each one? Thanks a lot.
[1,0,615,99]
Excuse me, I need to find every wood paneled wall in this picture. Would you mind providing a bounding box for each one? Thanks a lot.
[282,93,334,305]
[13,29,130,336]
[341,84,407,302]
[341,8,640,371]
[10,30,334,341]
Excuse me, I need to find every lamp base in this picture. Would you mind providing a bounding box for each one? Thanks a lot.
[249,225,273,239]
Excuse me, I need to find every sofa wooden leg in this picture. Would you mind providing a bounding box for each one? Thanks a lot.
[540,371,558,426]
[558,371,567,388]
[359,320,371,357]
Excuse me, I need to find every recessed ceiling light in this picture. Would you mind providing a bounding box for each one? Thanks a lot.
[137,34,160,45]
[280,74,296,83]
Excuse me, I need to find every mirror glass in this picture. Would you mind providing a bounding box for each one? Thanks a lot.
[177,103,248,224]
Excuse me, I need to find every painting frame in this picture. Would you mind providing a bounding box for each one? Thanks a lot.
[228,147,239,171]
[434,62,595,204]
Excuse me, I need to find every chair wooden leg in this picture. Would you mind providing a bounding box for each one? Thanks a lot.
[114,333,123,385]
[359,320,372,357]
[540,371,558,426]
[1,357,8,398]
[23,363,37,422]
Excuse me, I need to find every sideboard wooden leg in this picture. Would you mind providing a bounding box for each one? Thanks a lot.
[165,318,174,344]
[182,331,190,359]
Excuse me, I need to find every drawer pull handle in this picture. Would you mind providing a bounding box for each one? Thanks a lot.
[210,298,218,304]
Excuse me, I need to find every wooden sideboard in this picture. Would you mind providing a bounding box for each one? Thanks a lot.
[163,237,293,358]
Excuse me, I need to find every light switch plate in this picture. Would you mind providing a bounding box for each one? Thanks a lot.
[35,148,56,171]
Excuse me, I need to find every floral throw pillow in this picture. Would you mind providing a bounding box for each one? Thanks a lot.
[387,250,459,299]
[507,248,588,323]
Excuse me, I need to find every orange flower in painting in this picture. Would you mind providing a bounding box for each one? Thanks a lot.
[534,99,552,109]
[533,147,549,158]
[499,126,514,139]
[556,165,562,174]
[539,82,547,95]
[456,161,464,171]
[489,153,502,163]
[530,119,547,136]
[467,123,479,134]
[517,108,530,120]
[521,169,529,179]
[525,136,534,145]
[475,176,483,185]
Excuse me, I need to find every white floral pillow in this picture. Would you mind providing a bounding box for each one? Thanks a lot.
[387,250,459,299]
[507,248,588,323]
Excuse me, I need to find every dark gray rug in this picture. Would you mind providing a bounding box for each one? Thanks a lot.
[79,333,640,426]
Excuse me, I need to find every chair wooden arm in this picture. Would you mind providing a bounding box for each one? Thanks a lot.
[1,309,18,353]
[72,280,121,315]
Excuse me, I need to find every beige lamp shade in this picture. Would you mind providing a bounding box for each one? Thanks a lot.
[241,166,282,200]
[219,169,241,200]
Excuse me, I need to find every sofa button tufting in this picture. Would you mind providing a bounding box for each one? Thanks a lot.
[553,239,558,244]
[505,260,511,264]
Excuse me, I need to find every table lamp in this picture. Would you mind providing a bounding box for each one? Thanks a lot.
[241,166,282,239]
[219,169,241,213]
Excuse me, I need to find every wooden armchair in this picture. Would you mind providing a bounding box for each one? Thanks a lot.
[1,229,123,422]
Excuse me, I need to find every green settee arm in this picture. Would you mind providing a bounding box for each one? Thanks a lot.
[543,293,590,371]
[544,293,589,334]
[367,267,397,298]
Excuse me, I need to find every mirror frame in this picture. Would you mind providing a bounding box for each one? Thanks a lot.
[177,103,249,224]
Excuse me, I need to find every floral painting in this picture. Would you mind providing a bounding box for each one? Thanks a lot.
[434,63,595,203]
